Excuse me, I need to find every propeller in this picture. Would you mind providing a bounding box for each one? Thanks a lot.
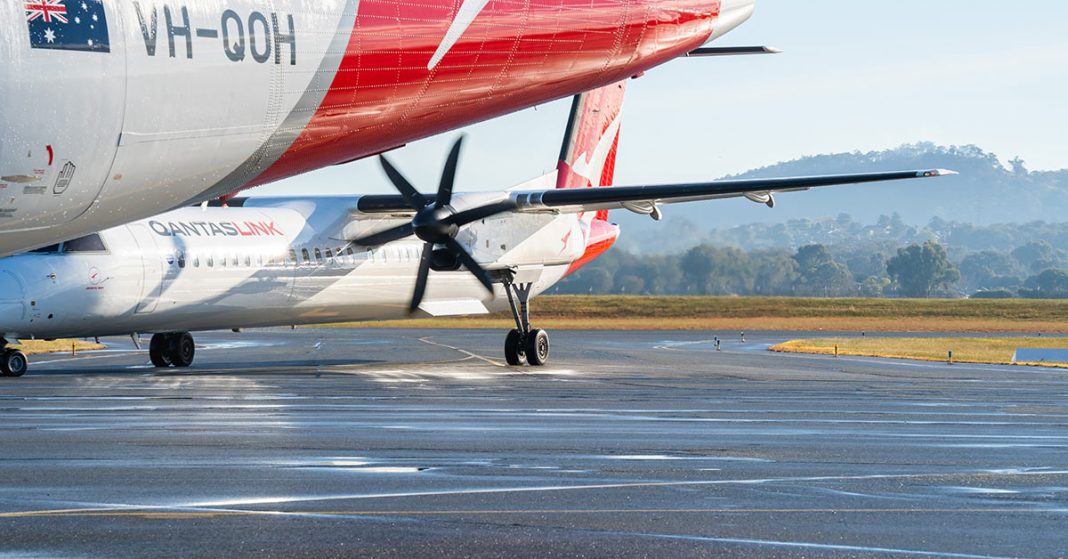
[351,136,517,313]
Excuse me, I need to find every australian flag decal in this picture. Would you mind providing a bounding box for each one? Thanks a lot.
[26,0,110,53]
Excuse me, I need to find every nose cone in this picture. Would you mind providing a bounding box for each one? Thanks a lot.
[0,270,26,335]
[707,0,756,42]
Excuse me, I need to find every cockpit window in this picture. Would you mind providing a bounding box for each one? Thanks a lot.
[64,234,107,252]
[30,243,61,253]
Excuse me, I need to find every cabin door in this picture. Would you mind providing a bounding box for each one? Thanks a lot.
[128,224,163,314]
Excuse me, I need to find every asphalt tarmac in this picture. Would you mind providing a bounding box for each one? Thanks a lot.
[2,328,1067,558]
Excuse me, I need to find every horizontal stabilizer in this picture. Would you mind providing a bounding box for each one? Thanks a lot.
[686,46,782,57]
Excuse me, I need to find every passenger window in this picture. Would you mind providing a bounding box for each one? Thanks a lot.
[325,248,333,261]
[314,248,323,264]
[64,234,107,253]
[207,255,214,267]
[219,255,227,268]
[193,255,200,268]
[288,249,297,266]
[245,255,251,267]
[178,253,186,269]
[301,248,311,265]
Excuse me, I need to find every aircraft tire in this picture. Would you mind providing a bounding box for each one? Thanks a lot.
[1,349,28,377]
[149,334,172,367]
[525,329,550,367]
[504,329,527,366]
[168,333,195,368]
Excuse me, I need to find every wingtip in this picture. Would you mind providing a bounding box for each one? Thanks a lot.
[920,169,959,178]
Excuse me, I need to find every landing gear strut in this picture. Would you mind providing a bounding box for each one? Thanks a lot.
[502,277,549,366]
[0,338,28,378]
[149,332,196,368]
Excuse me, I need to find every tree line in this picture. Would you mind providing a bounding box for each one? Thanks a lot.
[555,238,1068,299]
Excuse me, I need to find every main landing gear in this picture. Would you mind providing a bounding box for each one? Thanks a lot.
[149,332,196,368]
[502,277,550,367]
[0,338,28,378]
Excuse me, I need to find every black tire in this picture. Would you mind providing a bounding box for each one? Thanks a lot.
[525,329,550,367]
[1,349,28,377]
[149,334,171,368]
[168,332,195,368]
[504,329,527,366]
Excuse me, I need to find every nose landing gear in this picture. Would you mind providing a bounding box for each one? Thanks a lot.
[502,277,550,367]
[149,332,195,368]
[0,339,28,377]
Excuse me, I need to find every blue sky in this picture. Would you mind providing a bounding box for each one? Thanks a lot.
[260,0,1068,196]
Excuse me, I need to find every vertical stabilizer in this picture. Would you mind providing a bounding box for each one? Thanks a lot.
[556,80,627,193]
[555,81,626,275]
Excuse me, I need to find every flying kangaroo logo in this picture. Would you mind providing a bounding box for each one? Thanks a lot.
[571,112,623,187]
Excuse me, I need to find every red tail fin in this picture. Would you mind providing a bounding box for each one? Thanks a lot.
[557,81,627,276]
[556,80,627,205]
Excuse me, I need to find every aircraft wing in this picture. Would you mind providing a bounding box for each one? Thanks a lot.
[508,169,955,215]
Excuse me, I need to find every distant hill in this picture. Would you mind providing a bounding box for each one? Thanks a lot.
[614,143,1068,254]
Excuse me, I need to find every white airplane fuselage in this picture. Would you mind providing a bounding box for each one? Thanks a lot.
[0,195,598,339]
[0,0,750,257]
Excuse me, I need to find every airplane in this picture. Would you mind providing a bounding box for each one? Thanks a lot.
[0,80,954,377]
[0,0,760,258]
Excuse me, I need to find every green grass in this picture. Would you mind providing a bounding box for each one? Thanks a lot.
[772,337,1068,368]
[321,296,1068,332]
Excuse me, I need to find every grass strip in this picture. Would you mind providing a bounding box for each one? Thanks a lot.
[13,339,106,356]
[770,337,1068,368]
[319,296,1068,332]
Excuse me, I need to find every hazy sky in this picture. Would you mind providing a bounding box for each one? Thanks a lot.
[259,0,1068,197]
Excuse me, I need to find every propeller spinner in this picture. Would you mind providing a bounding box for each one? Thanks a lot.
[352,137,517,313]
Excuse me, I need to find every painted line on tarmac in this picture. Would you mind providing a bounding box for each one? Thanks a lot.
[418,337,506,367]
[632,531,1018,559]
[3,507,1068,520]
[28,351,143,365]
[5,467,1059,519]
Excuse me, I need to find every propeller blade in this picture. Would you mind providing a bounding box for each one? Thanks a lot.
[445,200,518,227]
[379,155,428,209]
[409,242,434,314]
[436,136,464,209]
[351,222,415,246]
[445,238,495,293]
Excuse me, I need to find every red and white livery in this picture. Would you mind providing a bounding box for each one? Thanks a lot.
[0,0,758,256]
[0,81,953,376]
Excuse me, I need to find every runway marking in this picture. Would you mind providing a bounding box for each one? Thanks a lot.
[175,468,1065,507]
[417,337,506,367]
[28,351,142,365]
[632,531,1019,559]
[3,507,1068,520]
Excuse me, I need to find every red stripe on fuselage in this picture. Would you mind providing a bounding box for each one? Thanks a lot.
[249,0,720,188]
[566,218,620,277]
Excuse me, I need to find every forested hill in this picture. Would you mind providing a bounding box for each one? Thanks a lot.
[615,143,1068,254]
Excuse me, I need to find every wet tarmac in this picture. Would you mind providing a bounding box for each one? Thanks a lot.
[2,328,1067,558]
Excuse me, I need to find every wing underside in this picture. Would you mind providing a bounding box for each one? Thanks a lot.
[355,169,955,217]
